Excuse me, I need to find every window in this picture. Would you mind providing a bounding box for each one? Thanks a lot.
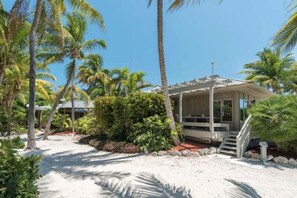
[222,100,232,121]
[213,99,233,122]
[240,99,249,121]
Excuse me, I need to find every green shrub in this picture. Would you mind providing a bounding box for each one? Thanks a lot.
[126,92,166,124]
[128,115,176,152]
[0,137,41,197]
[74,113,99,135]
[93,93,169,142]
[52,113,72,131]
[94,96,115,135]
[249,95,297,151]
[110,97,128,140]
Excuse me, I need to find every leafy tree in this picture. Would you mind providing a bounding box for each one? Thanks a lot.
[240,49,295,94]
[77,54,112,98]
[10,0,105,148]
[2,60,55,136]
[78,58,151,98]
[110,67,151,96]
[42,12,106,138]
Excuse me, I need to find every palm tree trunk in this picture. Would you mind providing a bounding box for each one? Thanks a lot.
[71,68,75,133]
[44,74,73,139]
[27,0,42,149]
[157,0,180,145]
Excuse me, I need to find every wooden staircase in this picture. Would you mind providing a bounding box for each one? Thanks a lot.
[218,131,238,156]
[218,115,252,158]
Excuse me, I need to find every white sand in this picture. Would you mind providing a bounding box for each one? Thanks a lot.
[21,135,297,198]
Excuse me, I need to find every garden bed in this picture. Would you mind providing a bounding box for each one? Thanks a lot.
[78,135,140,153]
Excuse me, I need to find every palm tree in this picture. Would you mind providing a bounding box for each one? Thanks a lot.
[42,12,106,139]
[10,0,105,148]
[2,58,55,136]
[272,0,297,52]
[148,0,207,145]
[77,54,111,98]
[240,49,295,94]
[111,67,151,96]
[0,6,29,84]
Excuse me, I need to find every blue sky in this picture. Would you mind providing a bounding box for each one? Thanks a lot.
[3,0,293,87]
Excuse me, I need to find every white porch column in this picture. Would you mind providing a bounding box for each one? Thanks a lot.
[179,92,183,123]
[209,84,214,132]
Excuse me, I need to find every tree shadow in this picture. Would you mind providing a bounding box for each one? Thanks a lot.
[225,179,261,198]
[96,172,192,198]
[36,149,141,180]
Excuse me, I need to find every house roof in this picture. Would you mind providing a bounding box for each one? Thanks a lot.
[151,75,275,98]
[58,100,94,109]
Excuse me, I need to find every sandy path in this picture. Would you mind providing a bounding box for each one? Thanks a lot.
[21,135,297,198]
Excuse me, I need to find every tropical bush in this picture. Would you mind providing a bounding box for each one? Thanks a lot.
[52,113,72,132]
[74,113,99,134]
[249,95,297,152]
[94,96,116,135]
[94,93,168,140]
[128,115,176,152]
[92,92,178,151]
[0,137,41,197]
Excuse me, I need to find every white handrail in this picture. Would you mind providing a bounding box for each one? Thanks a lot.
[236,115,252,158]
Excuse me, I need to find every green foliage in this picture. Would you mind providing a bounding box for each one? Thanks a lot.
[249,95,297,151]
[240,48,295,94]
[110,97,128,140]
[0,100,27,136]
[92,92,177,151]
[0,137,41,197]
[128,115,176,152]
[126,92,166,123]
[94,96,115,135]
[94,93,168,140]
[52,113,72,132]
[74,113,99,135]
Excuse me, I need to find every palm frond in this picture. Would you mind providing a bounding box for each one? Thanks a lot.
[82,39,107,51]
[272,12,297,52]
[67,0,105,30]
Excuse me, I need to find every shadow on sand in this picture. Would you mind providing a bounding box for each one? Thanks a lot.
[96,172,192,198]
[226,179,261,198]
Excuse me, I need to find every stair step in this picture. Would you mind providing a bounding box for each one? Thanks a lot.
[218,149,236,156]
[221,145,237,150]
[226,138,236,141]
[230,132,239,135]
[228,134,237,138]
[224,142,237,146]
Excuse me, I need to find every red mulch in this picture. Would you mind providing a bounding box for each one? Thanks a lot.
[48,131,81,136]
[171,141,211,152]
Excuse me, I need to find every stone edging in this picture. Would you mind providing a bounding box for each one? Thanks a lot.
[244,151,297,166]
[147,147,218,157]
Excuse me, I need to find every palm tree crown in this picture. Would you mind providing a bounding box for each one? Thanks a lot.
[240,48,295,94]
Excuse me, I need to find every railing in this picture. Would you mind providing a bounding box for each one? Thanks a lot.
[236,115,252,158]
[182,122,230,131]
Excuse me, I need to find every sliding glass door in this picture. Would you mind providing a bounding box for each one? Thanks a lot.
[213,99,233,122]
